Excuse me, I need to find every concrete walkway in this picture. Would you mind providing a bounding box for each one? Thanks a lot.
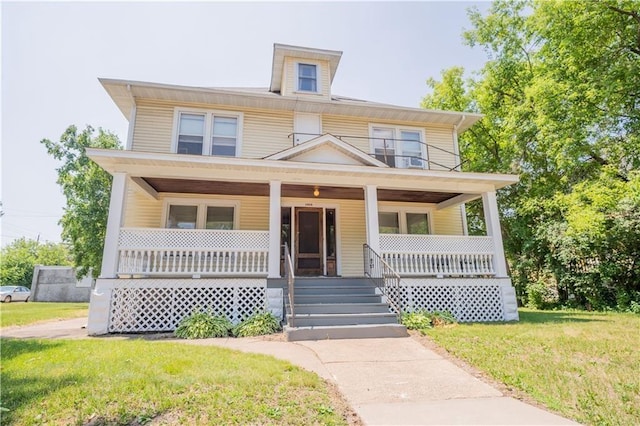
[1,318,578,425]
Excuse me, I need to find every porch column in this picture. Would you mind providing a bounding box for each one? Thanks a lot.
[482,191,508,277]
[268,180,282,278]
[364,185,381,254]
[99,172,128,278]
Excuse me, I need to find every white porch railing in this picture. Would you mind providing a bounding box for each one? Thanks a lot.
[380,234,496,276]
[117,228,269,277]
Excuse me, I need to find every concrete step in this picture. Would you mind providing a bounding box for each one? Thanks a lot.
[292,303,391,314]
[293,294,383,304]
[294,286,376,295]
[285,324,408,341]
[287,312,398,327]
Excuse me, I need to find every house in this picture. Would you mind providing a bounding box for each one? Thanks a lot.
[87,43,519,340]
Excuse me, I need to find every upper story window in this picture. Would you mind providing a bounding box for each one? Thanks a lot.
[298,63,318,92]
[174,109,242,157]
[370,125,427,169]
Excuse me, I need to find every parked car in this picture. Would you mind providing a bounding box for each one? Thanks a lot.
[0,286,31,303]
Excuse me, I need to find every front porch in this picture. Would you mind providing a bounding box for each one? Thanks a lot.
[87,145,519,335]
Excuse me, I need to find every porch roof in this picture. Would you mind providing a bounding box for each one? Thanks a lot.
[87,148,518,207]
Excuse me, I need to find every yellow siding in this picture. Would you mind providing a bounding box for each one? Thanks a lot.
[129,99,457,164]
[242,110,293,158]
[426,126,457,170]
[131,104,174,153]
[123,190,270,230]
[432,206,464,235]
[322,115,370,152]
[123,188,163,227]
[337,199,367,276]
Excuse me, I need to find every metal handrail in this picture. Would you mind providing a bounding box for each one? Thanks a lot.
[287,132,464,171]
[362,244,402,319]
[283,243,295,327]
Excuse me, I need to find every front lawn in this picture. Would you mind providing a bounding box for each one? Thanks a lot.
[0,338,352,425]
[0,302,88,327]
[423,309,640,426]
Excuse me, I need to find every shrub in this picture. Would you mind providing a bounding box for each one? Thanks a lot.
[401,309,456,330]
[174,311,232,339]
[401,310,433,330]
[232,311,281,337]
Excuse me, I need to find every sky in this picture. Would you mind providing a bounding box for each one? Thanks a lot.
[1,1,490,247]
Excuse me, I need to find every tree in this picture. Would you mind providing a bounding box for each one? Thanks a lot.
[422,0,640,308]
[41,125,121,278]
[0,238,72,287]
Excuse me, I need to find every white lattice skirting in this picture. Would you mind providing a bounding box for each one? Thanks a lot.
[387,278,518,322]
[88,279,268,334]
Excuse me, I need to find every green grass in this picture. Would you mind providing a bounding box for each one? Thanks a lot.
[0,302,88,327]
[423,309,640,426]
[0,338,348,425]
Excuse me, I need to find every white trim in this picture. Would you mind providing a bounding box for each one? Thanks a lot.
[87,147,519,191]
[482,191,508,277]
[295,61,322,94]
[161,197,239,230]
[453,115,465,171]
[125,105,136,151]
[171,107,244,157]
[130,177,159,200]
[100,173,128,278]
[268,181,282,278]
[368,123,428,169]
[265,133,388,168]
[364,185,380,254]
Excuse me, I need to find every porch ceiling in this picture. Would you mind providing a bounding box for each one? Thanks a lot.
[141,178,461,203]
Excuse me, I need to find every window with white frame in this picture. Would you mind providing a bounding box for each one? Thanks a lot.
[297,63,318,92]
[175,110,242,157]
[370,125,427,169]
[378,210,430,234]
[165,201,237,230]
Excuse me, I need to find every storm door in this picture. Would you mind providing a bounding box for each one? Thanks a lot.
[295,208,323,275]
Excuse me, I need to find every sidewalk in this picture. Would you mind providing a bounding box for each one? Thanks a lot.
[1,319,578,425]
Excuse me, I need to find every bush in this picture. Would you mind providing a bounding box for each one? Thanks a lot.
[401,309,456,330]
[232,311,281,337]
[174,311,232,339]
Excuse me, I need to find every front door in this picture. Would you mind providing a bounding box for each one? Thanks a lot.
[295,208,323,275]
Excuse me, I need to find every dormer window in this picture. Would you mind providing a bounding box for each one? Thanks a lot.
[298,63,318,92]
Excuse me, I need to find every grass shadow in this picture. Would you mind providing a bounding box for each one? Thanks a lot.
[1,339,84,424]
[0,338,63,361]
[517,310,608,324]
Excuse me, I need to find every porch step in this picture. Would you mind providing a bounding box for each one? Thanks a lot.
[285,324,408,341]
[293,303,391,314]
[287,312,398,327]
[294,286,376,295]
[293,294,383,304]
[293,278,371,287]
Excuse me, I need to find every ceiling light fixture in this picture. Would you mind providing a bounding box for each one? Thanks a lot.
[313,186,320,197]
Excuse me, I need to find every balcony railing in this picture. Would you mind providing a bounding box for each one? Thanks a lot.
[379,234,496,276]
[288,132,464,171]
[116,228,269,277]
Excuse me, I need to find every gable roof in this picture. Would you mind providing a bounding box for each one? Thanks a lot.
[264,134,389,167]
